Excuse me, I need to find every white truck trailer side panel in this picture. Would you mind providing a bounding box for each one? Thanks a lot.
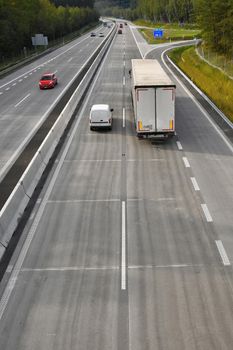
[131,59,176,137]
[156,87,175,132]
[136,88,156,132]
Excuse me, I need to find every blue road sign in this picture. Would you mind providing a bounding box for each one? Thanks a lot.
[153,29,163,38]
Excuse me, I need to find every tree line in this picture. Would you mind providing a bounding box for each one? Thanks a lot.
[195,0,233,57]
[0,0,98,58]
[97,0,233,57]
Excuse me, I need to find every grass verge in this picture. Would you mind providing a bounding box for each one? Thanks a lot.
[133,20,201,44]
[168,46,233,123]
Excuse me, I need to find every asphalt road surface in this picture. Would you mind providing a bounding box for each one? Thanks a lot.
[0,23,233,350]
[0,24,110,182]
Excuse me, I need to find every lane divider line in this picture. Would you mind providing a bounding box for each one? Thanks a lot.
[201,203,213,222]
[215,240,231,266]
[123,107,125,128]
[14,93,31,108]
[121,201,126,290]
[190,177,200,191]
[182,156,190,168]
[176,141,183,150]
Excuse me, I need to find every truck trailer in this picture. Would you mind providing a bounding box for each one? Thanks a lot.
[131,59,176,138]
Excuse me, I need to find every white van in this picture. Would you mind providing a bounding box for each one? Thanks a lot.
[89,104,113,130]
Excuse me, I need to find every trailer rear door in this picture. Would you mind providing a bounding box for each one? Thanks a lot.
[136,88,155,132]
[156,87,175,132]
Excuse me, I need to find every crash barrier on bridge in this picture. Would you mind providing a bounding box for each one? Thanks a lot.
[0,25,116,261]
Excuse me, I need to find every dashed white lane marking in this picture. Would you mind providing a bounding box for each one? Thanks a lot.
[12,83,17,86]
[18,79,22,82]
[5,87,10,91]
[215,240,231,266]
[24,76,28,79]
[176,141,183,150]
[123,107,125,128]
[121,201,126,290]
[14,93,31,107]
[190,177,200,191]
[123,76,125,85]
[201,203,213,222]
[183,157,190,168]
[68,57,73,62]
[0,92,3,95]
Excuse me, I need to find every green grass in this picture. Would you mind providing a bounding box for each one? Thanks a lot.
[168,46,233,123]
[132,19,201,44]
[140,27,200,44]
[133,19,199,30]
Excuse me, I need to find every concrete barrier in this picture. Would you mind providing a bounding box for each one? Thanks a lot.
[0,182,29,246]
[0,27,116,261]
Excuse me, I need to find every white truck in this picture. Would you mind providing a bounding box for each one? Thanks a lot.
[131,59,176,138]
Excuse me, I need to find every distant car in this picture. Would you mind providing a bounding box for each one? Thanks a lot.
[99,32,104,37]
[125,22,127,25]
[90,32,96,37]
[39,73,57,89]
[118,29,122,34]
[119,23,123,28]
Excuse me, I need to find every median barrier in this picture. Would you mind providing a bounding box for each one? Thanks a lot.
[0,245,5,262]
[0,182,28,247]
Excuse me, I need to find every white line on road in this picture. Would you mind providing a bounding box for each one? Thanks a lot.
[190,177,200,191]
[14,93,31,107]
[182,157,190,168]
[215,240,231,266]
[121,201,126,290]
[21,266,119,272]
[12,83,17,86]
[47,199,121,203]
[201,203,213,222]
[176,141,183,150]
[68,57,73,62]
[123,107,125,128]
[5,87,10,91]
[123,76,125,85]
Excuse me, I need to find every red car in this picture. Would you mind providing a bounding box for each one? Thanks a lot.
[39,73,57,89]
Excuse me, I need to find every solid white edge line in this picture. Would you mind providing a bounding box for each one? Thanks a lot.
[215,240,231,266]
[190,177,200,191]
[123,107,125,128]
[129,25,143,58]
[201,203,213,222]
[182,156,190,168]
[121,201,126,290]
[176,141,183,150]
[14,93,31,107]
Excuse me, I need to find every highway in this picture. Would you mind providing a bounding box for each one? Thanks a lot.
[0,23,233,349]
[0,24,110,183]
